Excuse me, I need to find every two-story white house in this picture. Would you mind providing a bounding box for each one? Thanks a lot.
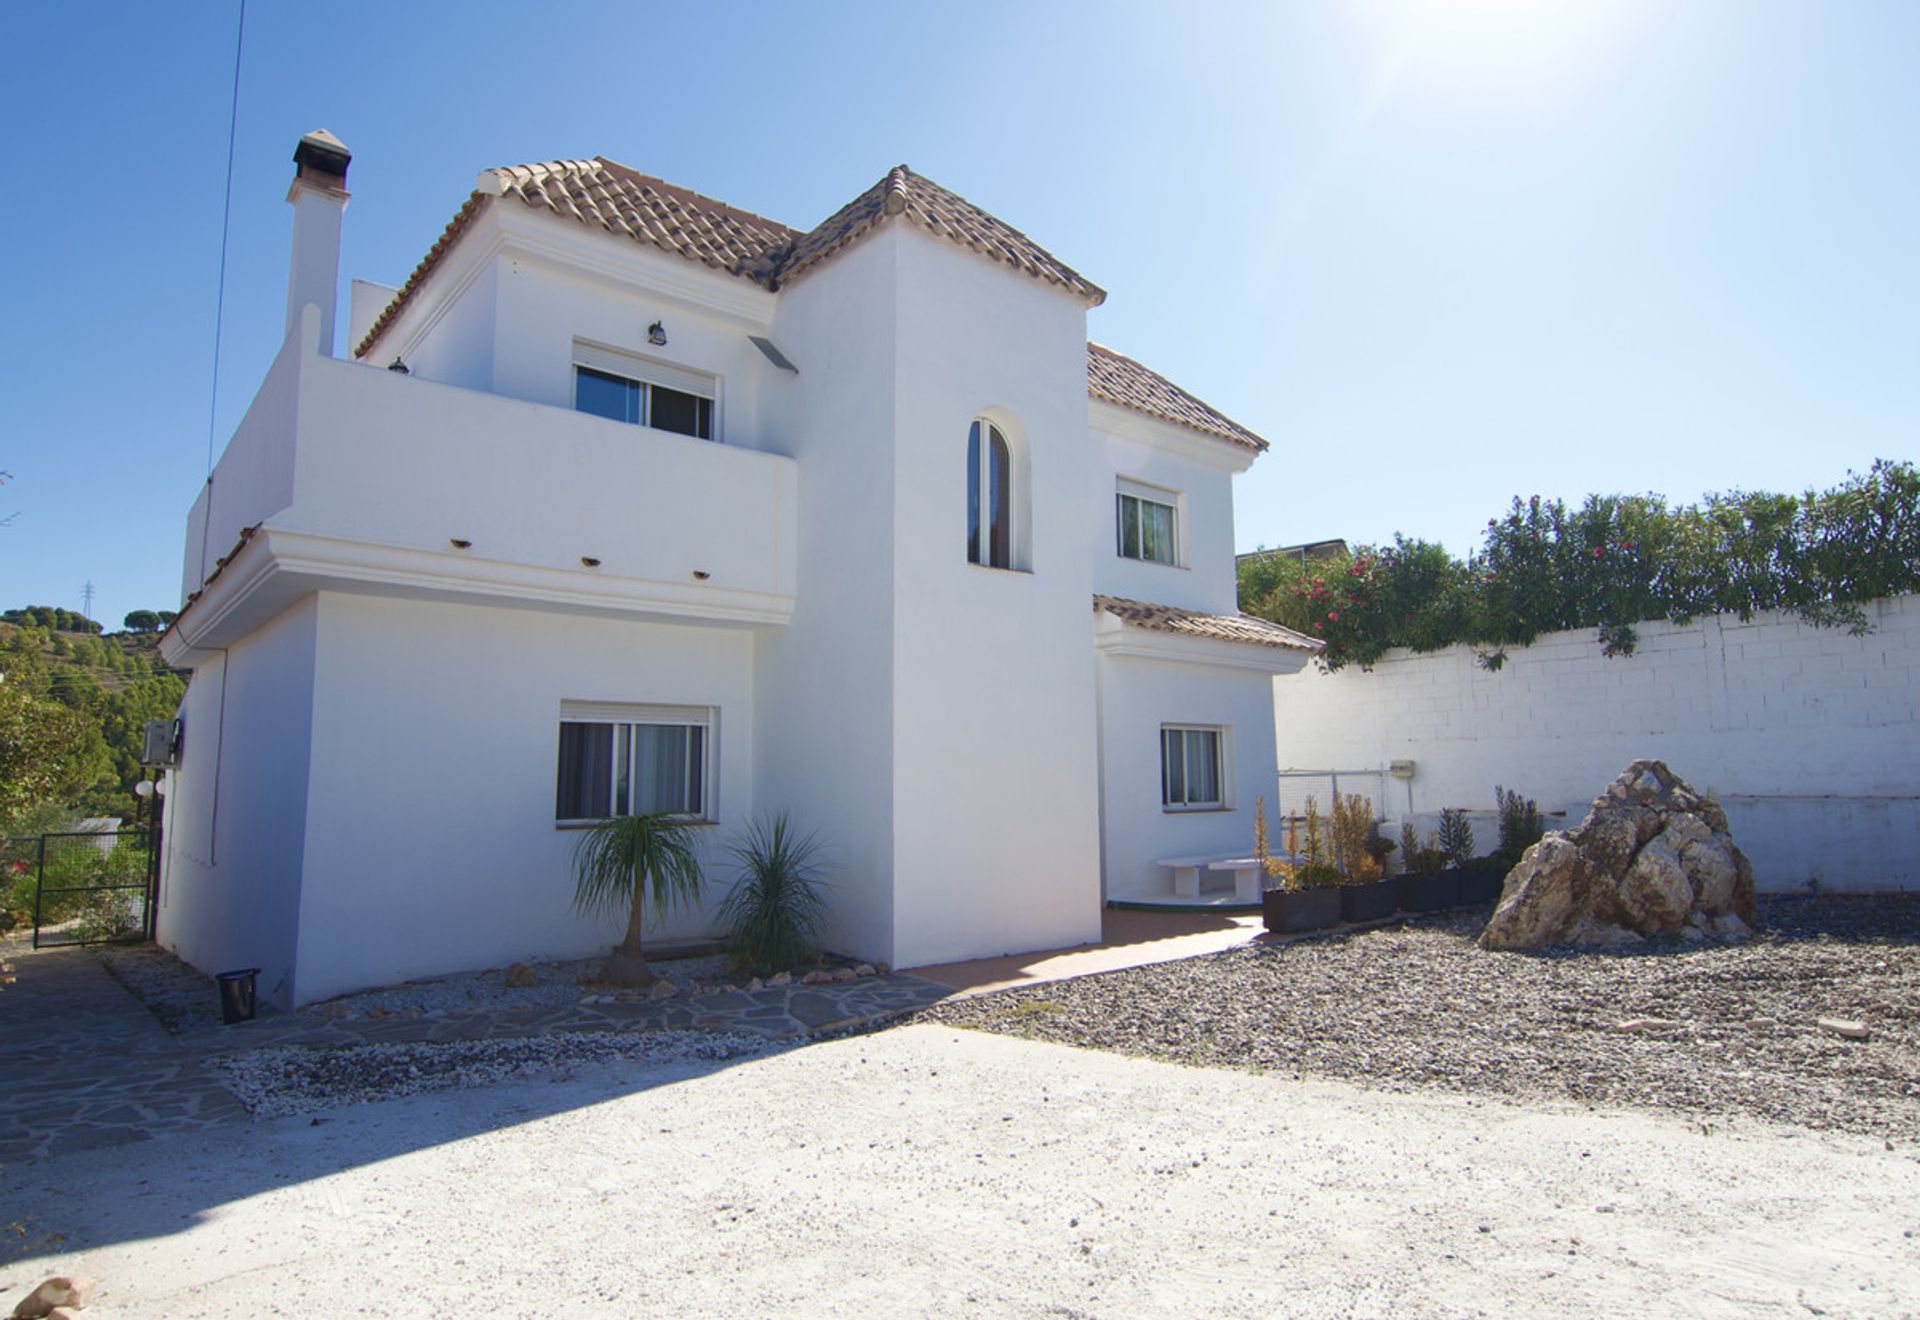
[157,131,1317,1007]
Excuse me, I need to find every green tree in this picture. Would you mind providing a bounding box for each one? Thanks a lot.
[0,681,93,832]
[570,812,705,986]
[123,610,162,633]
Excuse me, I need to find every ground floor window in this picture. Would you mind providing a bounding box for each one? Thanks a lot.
[1161,724,1225,810]
[556,702,713,822]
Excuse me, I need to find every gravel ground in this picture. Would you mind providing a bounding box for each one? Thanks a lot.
[927,894,1920,1143]
[214,1029,771,1117]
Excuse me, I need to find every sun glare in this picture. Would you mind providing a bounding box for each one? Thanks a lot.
[1348,0,1648,109]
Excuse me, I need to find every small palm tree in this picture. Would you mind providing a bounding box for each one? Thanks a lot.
[717,813,828,976]
[571,811,705,987]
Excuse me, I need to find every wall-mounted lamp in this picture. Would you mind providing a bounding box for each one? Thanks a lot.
[387,357,410,374]
[449,538,472,550]
[646,321,667,347]
[692,570,711,581]
[581,556,602,568]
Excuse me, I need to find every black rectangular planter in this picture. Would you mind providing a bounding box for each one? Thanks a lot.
[1339,879,1399,923]
[1453,865,1506,906]
[1398,870,1462,913]
[1263,886,1343,934]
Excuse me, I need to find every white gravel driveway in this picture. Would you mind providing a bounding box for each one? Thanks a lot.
[5,1024,1915,1318]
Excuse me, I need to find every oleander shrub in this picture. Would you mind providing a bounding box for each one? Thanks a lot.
[1239,460,1920,670]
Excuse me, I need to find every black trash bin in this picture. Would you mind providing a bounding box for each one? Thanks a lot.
[216,968,261,1024]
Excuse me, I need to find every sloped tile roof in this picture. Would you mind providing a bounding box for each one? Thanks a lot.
[774,166,1105,305]
[1094,595,1320,652]
[354,161,1261,454]
[1088,343,1267,452]
[356,159,800,359]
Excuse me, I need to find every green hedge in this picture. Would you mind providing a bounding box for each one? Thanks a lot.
[1239,459,1920,672]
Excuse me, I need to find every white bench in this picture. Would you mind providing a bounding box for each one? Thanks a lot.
[1157,854,1265,902]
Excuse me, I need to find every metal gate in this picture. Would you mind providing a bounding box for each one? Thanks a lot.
[3,828,158,949]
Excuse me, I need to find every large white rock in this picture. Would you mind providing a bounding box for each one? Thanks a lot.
[1480,761,1756,950]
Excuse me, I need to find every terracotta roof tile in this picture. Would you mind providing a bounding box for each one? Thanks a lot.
[1088,343,1267,452]
[354,162,1269,456]
[774,165,1105,305]
[357,160,800,359]
[1094,594,1319,652]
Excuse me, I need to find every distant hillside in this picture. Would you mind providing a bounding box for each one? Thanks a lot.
[1,606,186,831]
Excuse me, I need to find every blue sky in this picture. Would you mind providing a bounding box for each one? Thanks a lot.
[3,0,1915,628]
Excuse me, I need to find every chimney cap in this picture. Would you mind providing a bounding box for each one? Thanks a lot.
[293,129,351,181]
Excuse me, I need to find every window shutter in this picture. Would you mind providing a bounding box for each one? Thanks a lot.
[572,341,715,399]
[560,700,713,727]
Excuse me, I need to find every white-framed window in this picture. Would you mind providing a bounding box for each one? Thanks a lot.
[572,341,716,441]
[1116,480,1179,566]
[966,418,1014,569]
[556,702,715,823]
[1161,724,1226,810]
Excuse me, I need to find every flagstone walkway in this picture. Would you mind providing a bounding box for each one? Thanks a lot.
[0,935,949,1167]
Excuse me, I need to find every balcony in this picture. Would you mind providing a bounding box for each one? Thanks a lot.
[169,310,796,659]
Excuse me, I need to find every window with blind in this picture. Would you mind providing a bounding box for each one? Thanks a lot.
[555,703,714,822]
[1116,481,1179,566]
[572,342,717,441]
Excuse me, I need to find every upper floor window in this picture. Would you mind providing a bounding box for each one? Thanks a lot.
[572,342,715,441]
[1117,481,1178,566]
[967,419,1013,569]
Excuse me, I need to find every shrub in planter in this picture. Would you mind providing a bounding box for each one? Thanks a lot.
[1398,841,1460,912]
[1339,873,1399,922]
[1453,857,1508,906]
[1437,808,1475,868]
[1330,794,1397,921]
[1263,863,1344,934]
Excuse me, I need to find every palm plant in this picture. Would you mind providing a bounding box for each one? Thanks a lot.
[717,813,828,976]
[571,811,705,986]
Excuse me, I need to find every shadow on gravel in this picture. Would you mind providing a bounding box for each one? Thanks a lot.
[0,1042,793,1266]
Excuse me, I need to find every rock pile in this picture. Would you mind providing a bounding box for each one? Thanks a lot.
[1480,760,1756,950]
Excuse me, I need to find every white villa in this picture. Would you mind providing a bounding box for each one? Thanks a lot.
[157,131,1317,1007]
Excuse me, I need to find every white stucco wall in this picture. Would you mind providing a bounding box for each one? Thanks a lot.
[181,310,311,602]
[752,232,899,965]
[1271,598,1920,892]
[399,262,498,392]
[486,252,778,454]
[1097,654,1284,902]
[157,597,319,1006]
[290,592,758,1005]
[288,352,796,611]
[887,226,1103,966]
[1090,409,1246,616]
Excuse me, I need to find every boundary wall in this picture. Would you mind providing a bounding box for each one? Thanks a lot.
[1271,597,1919,892]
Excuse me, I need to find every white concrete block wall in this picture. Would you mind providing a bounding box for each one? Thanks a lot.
[1272,597,1920,891]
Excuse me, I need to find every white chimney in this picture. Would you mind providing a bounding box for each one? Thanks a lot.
[285,129,351,355]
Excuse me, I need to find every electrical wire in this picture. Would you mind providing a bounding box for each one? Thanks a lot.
[197,0,247,587]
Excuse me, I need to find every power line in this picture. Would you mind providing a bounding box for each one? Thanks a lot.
[198,0,247,586]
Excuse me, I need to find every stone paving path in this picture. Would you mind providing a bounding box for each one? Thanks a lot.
[0,935,247,1165]
[0,935,951,1167]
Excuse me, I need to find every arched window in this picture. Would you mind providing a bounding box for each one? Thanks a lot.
[966,419,1012,569]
